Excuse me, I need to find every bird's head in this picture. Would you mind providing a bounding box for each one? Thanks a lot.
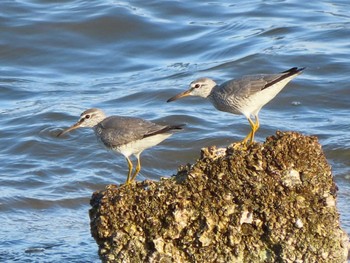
[167,77,217,102]
[57,108,106,137]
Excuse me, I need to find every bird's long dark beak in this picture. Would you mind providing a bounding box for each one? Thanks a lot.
[57,122,81,137]
[167,89,192,103]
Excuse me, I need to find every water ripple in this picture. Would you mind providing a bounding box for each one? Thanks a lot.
[1,0,350,261]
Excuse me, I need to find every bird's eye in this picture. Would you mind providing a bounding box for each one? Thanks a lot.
[85,114,91,119]
[194,83,200,89]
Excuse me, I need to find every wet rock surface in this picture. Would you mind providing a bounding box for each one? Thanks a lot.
[90,131,349,262]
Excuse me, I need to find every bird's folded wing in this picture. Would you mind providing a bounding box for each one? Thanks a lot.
[219,73,289,98]
[97,116,166,147]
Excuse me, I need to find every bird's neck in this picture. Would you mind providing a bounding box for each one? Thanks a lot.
[91,116,107,130]
[207,86,217,99]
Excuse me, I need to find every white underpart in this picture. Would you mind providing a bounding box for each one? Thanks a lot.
[238,75,297,118]
[114,133,173,158]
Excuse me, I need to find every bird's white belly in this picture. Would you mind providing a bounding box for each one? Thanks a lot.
[114,133,172,157]
[241,77,294,116]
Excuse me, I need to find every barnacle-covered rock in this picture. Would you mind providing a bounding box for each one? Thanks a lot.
[89,131,349,262]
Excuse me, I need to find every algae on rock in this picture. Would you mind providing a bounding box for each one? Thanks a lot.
[90,131,349,262]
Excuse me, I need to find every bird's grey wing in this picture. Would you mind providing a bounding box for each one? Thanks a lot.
[218,73,288,98]
[96,116,166,147]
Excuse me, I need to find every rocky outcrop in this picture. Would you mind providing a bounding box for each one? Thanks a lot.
[89,131,349,262]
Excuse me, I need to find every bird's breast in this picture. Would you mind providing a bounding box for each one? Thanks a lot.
[209,93,242,115]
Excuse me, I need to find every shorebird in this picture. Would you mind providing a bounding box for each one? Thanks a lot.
[167,67,304,144]
[57,108,184,184]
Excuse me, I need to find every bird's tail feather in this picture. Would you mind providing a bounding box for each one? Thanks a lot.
[168,124,186,130]
[263,67,305,90]
[144,124,185,138]
[281,67,305,75]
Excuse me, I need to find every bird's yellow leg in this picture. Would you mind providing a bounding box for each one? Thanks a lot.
[131,153,141,182]
[253,115,259,140]
[242,117,255,145]
[248,115,260,143]
[242,131,252,145]
[125,157,133,184]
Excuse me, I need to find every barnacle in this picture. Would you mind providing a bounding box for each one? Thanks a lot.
[90,131,349,262]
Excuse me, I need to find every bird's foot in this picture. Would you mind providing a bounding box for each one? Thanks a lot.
[228,141,248,151]
[121,179,137,188]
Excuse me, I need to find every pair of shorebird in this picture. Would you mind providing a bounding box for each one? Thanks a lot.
[57,67,304,184]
